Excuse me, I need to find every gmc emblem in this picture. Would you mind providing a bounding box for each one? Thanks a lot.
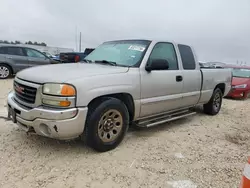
[15,85,24,94]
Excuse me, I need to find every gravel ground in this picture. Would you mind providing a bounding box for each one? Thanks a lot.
[0,78,249,188]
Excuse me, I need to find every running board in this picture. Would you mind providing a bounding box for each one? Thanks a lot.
[137,110,196,128]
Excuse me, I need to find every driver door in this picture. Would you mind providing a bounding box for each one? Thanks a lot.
[140,42,184,117]
[24,48,50,68]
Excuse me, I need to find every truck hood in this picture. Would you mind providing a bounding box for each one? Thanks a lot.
[232,77,250,86]
[16,63,129,84]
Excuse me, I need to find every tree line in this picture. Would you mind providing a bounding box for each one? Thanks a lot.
[0,40,47,46]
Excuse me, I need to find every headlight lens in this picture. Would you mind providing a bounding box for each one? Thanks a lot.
[43,83,76,96]
[232,84,247,89]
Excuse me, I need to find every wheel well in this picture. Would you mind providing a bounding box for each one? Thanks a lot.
[0,63,13,74]
[215,83,225,95]
[88,93,135,122]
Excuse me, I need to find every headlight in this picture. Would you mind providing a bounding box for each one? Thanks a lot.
[42,99,72,107]
[232,84,247,89]
[43,83,76,96]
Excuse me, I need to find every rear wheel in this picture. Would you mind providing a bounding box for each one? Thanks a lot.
[83,98,129,152]
[0,64,11,79]
[203,88,223,115]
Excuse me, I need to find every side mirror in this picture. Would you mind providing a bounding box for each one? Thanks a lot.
[145,59,169,72]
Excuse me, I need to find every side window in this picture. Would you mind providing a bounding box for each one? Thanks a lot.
[7,47,25,56]
[0,47,7,54]
[178,44,196,70]
[148,42,178,70]
[26,48,46,58]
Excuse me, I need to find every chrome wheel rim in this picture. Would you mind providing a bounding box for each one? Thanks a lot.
[98,109,123,143]
[213,92,221,111]
[0,66,9,78]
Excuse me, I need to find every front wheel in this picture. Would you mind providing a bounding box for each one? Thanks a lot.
[83,98,129,152]
[0,64,11,79]
[203,88,223,115]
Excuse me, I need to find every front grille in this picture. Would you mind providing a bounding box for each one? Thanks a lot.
[14,81,37,104]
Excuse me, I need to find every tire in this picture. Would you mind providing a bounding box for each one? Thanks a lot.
[203,88,223,115]
[83,98,129,152]
[0,64,12,79]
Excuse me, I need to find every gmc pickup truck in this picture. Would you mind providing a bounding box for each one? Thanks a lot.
[7,39,232,152]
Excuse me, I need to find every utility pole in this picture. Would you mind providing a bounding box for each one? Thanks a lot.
[79,32,82,52]
[75,26,78,51]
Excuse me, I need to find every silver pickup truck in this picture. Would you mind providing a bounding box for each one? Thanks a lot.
[7,39,232,152]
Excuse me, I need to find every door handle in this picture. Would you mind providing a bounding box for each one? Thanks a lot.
[176,75,183,82]
[7,57,12,59]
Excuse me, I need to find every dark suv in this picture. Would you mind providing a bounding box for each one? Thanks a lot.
[0,45,58,79]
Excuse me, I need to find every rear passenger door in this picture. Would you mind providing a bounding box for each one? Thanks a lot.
[5,47,29,72]
[178,44,201,107]
[24,48,50,67]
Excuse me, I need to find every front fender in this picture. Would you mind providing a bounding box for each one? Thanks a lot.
[68,69,141,119]
[76,85,136,106]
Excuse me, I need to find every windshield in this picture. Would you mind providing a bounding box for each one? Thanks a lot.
[232,68,250,78]
[84,40,151,67]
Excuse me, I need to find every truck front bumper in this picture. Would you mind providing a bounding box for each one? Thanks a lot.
[7,92,88,140]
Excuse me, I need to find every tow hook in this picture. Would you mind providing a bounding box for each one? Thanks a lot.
[26,127,36,135]
[53,125,58,133]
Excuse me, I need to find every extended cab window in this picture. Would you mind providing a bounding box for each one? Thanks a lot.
[25,48,46,58]
[148,42,178,70]
[178,44,196,70]
[7,47,25,56]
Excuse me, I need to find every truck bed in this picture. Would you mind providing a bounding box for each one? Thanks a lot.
[199,68,232,104]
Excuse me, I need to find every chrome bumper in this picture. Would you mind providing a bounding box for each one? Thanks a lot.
[7,91,88,140]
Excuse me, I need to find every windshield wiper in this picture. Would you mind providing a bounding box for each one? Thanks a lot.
[94,60,117,66]
[82,59,93,63]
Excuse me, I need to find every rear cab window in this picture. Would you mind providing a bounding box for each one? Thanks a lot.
[178,44,196,70]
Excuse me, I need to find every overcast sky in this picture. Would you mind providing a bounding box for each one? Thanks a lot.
[0,0,250,64]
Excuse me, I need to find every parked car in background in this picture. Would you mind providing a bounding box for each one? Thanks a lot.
[42,52,61,62]
[59,48,95,63]
[0,45,58,79]
[42,51,56,58]
[7,39,231,152]
[52,54,60,62]
[206,62,227,68]
[226,65,250,99]
[200,62,225,68]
